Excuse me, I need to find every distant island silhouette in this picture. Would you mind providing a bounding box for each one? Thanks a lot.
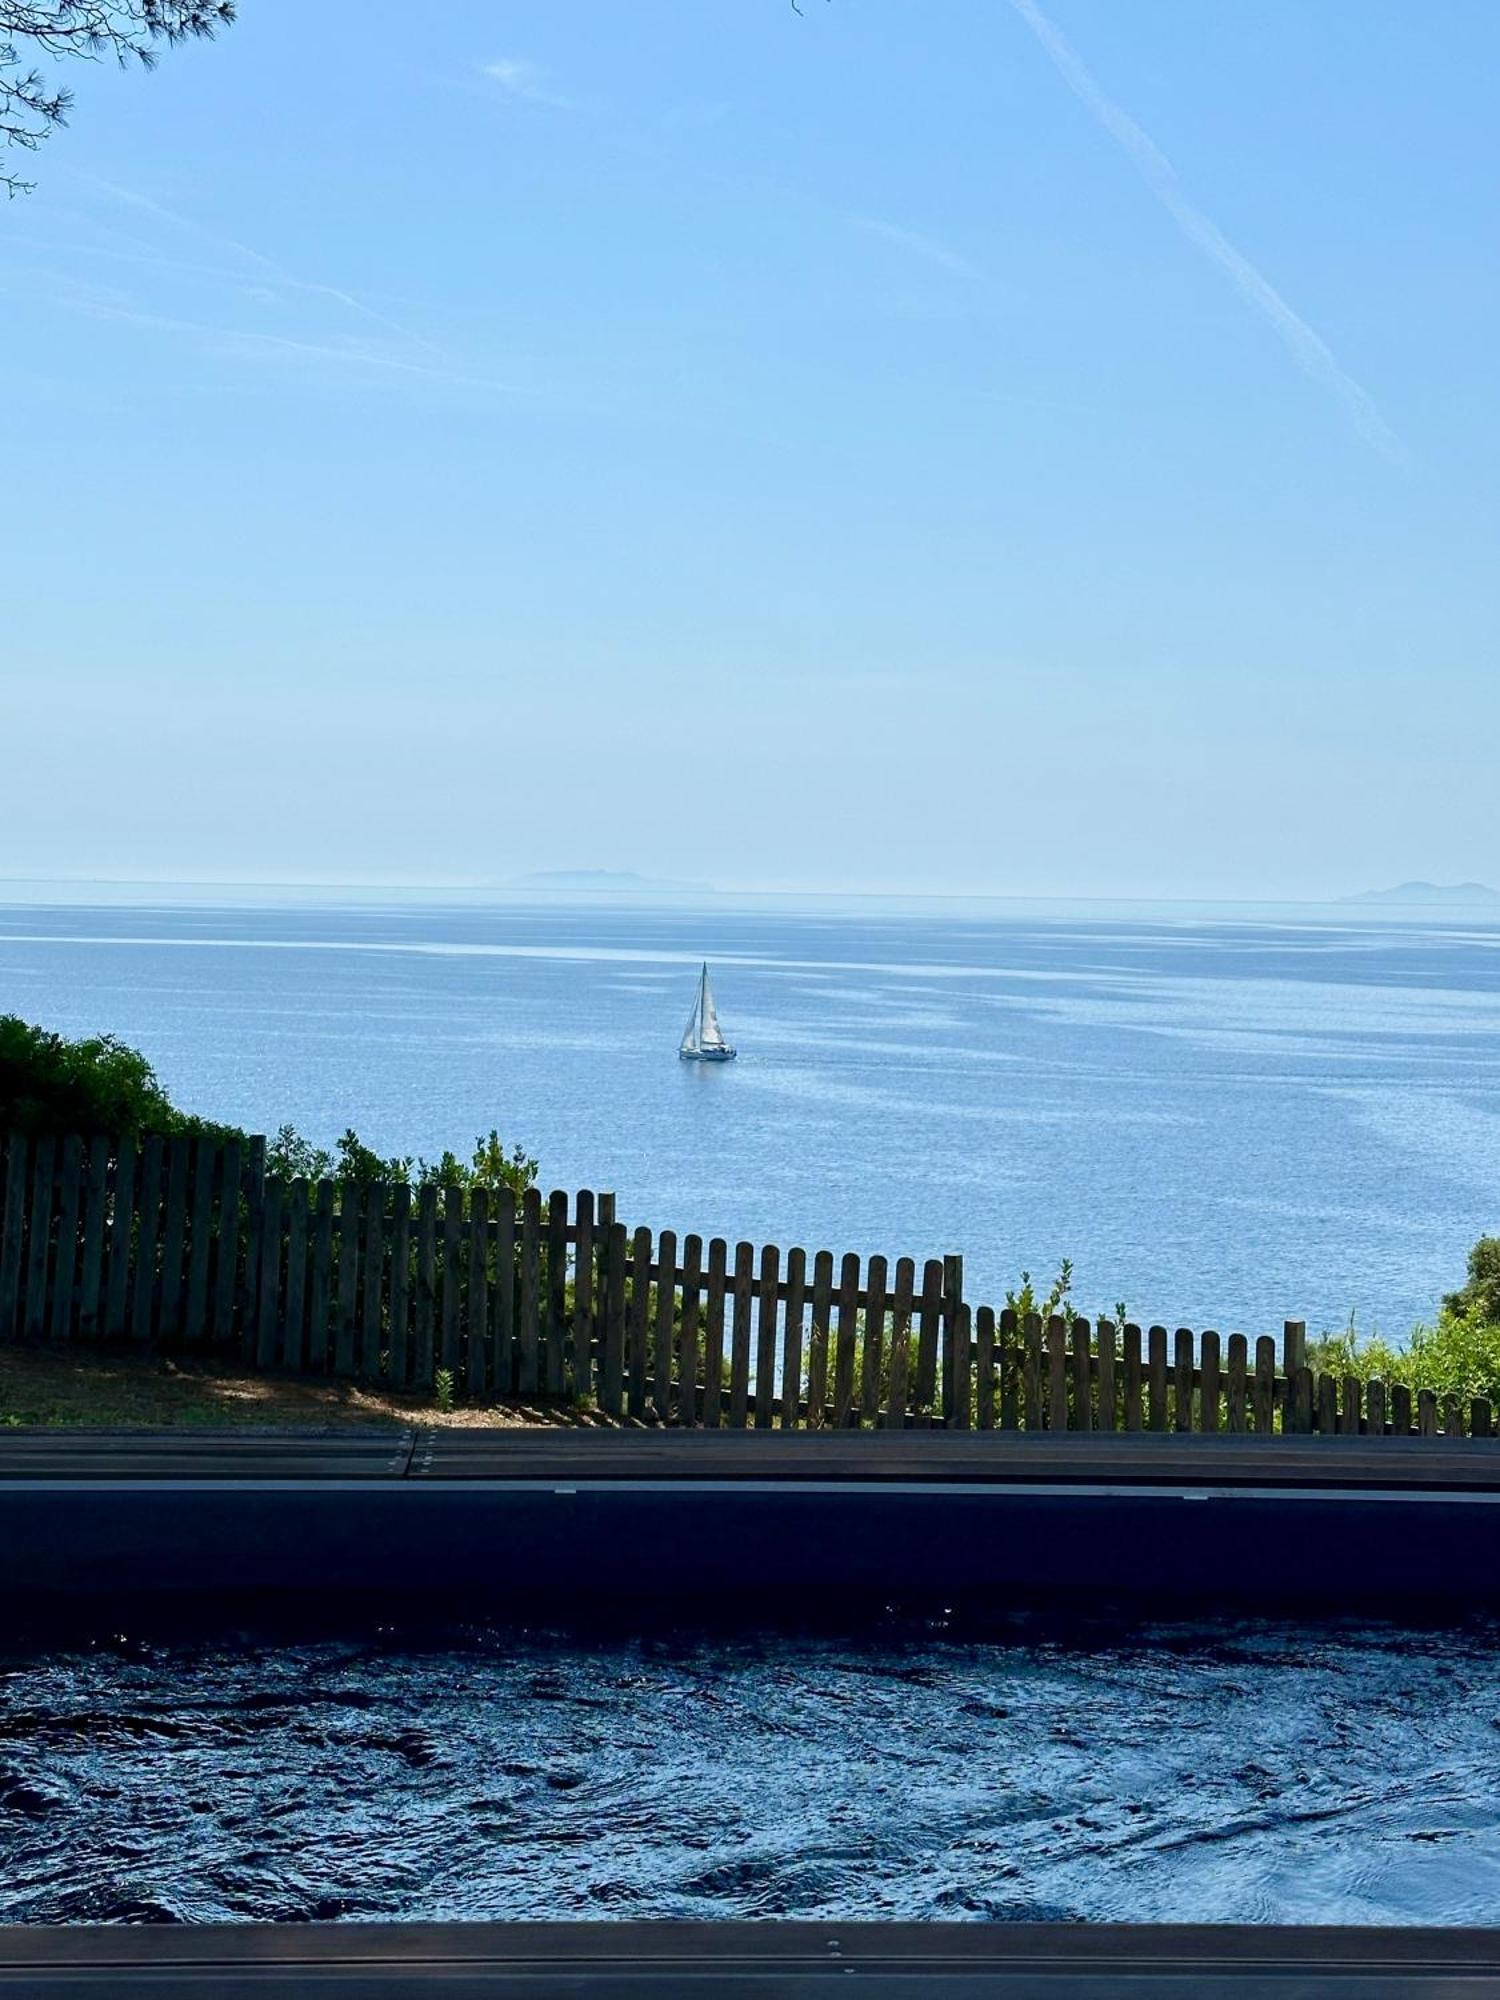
[512,869,713,895]
[1341,880,1500,906]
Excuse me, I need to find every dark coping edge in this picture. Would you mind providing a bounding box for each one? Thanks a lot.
[4,1921,1500,1969]
[3,1430,1500,1492]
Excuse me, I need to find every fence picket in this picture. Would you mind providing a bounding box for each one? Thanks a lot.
[129,1135,161,1346]
[679,1233,702,1427]
[255,1177,284,1369]
[207,1141,238,1349]
[308,1179,335,1373]
[861,1255,888,1428]
[360,1182,385,1383]
[77,1136,110,1343]
[388,1183,412,1389]
[914,1260,943,1425]
[240,1136,265,1353]
[726,1240,753,1427]
[1251,1337,1275,1433]
[602,1221,628,1419]
[1316,1371,1337,1435]
[1046,1316,1068,1430]
[755,1244,780,1429]
[1282,1319,1307,1378]
[1096,1317,1116,1432]
[1280,1320,1305,1430]
[1122,1323,1142,1432]
[283,1178,309,1371]
[516,1188,540,1397]
[1224,1333,1246,1432]
[468,1186,491,1401]
[182,1138,216,1347]
[833,1251,860,1428]
[781,1247,807,1430]
[1391,1382,1413,1436]
[886,1257,914,1430]
[1340,1373,1361,1437]
[1023,1313,1044,1431]
[571,1190,594,1407]
[941,1255,965,1426]
[653,1230,678,1423]
[0,1134,29,1340]
[1365,1377,1386,1436]
[1173,1328,1194,1432]
[999,1307,1019,1430]
[1070,1318,1091,1433]
[156,1135,190,1344]
[335,1184,359,1378]
[806,1250,834,1429]
[23,1136,58,1343]
[701,1237,727,1429]
[47,1135,83,1344]
[545,1191,568,1397]
[491,1188,515,1395]
[975,1304,995,1429]
[1146,1326,1168,1431]
[99,1138,135,1342]
[626,1226,650,1419]
[441,1187,464,1384]
[1198,1330,1220,1433]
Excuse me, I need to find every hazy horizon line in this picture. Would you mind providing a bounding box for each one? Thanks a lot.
[1,872,1496,911]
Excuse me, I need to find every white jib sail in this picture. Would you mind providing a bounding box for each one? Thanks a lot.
[698,966,726,1049]
[679,984,701,1054]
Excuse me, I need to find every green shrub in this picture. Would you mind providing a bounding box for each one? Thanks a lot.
[1443,1237,1500,1326]
[0,1014,230,1143]
[264,1123,537,1195]
[1309,1308,1500,1406]
[3,1014,538,1198]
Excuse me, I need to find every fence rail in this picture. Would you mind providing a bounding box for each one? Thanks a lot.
[0,1130,1488,1438]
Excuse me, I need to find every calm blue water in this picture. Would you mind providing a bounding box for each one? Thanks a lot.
[3,896,1499,1335]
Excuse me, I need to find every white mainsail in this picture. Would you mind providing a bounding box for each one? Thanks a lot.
[697,966,726,1049]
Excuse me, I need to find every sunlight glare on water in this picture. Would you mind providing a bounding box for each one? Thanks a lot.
[2,898,1499,1332]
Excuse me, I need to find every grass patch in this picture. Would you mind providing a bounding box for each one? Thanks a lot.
[0,1343,611,1430]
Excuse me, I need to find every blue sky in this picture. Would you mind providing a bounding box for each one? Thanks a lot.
[4,1,1497,897]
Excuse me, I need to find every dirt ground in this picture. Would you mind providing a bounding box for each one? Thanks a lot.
[0,1342,615,1430]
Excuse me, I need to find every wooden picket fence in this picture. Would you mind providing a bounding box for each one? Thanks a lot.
[0,1130,1491,1437]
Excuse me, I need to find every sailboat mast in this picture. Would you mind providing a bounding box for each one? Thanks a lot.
[679,968,702,1054]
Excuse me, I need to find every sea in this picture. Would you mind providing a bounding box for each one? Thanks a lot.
[3,890,1500,1337]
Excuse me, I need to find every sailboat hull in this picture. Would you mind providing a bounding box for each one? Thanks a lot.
[680,1047,737,1062]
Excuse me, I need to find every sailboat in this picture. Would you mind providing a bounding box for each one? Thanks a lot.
[679,962,737,1062]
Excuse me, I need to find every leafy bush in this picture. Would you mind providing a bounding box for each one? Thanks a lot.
[1443,1237,1500,1326]
[1004,1261,1128,1331]
[3,1014,537,1196]
[264,1124,537,1195]
[1309,1308,1500,1407]
[0,1015,232,1143]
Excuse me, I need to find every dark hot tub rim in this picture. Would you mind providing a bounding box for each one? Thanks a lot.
[5,1430,1500,1617]
[5,1920,1500,1995]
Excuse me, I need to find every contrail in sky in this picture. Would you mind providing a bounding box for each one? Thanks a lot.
[1008,0,1398,456]
[77,172,444,356]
